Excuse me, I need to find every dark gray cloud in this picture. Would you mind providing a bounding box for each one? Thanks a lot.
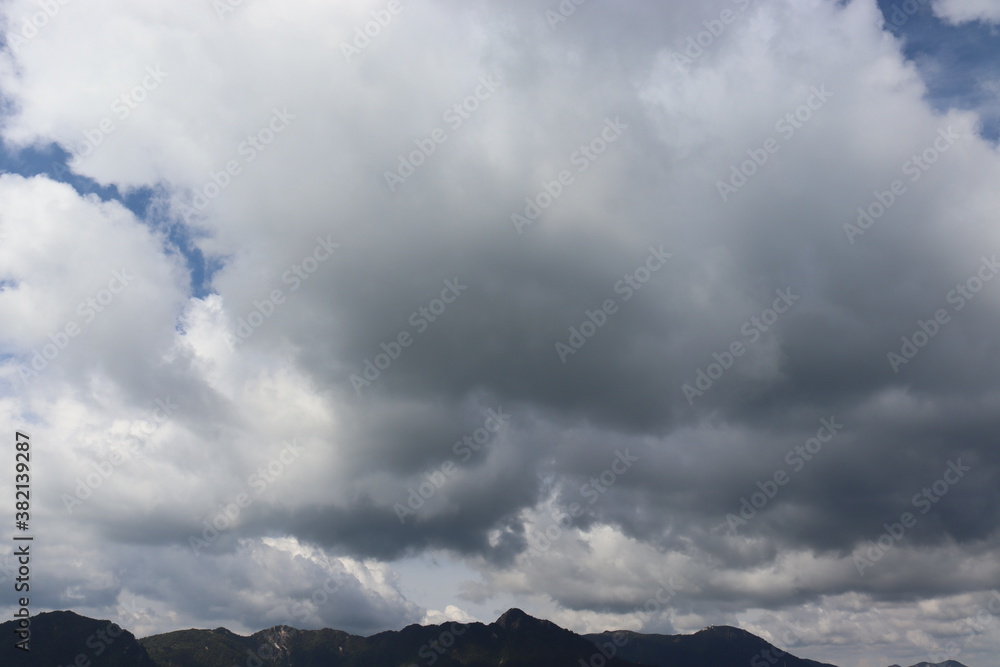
[1,0,999,665]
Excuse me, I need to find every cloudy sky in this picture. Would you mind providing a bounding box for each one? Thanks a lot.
[1,1,999,666]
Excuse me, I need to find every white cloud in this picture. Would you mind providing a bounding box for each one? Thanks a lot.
[932,0,1000,24]
[2,1,1000,665]
[422,604,477,626]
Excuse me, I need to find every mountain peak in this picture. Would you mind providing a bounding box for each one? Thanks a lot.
[696,624,757,639]
[495,607,540,629]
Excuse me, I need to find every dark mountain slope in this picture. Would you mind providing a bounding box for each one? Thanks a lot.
[0,609,156,666]
[584,624,839,667]
[142,607,642,667]
[2,607,930,667]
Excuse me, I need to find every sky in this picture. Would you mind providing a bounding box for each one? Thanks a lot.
[0,1,999,666]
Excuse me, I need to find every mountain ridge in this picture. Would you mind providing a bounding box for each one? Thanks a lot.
[0,607,978,667]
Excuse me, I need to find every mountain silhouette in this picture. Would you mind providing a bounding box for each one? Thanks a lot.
[585,624,837,667]
[0,610,156,666]
[0,607,978,666]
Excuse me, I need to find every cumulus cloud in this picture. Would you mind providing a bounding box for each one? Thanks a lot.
[2,0,999,665]
[932,0,1000,24]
